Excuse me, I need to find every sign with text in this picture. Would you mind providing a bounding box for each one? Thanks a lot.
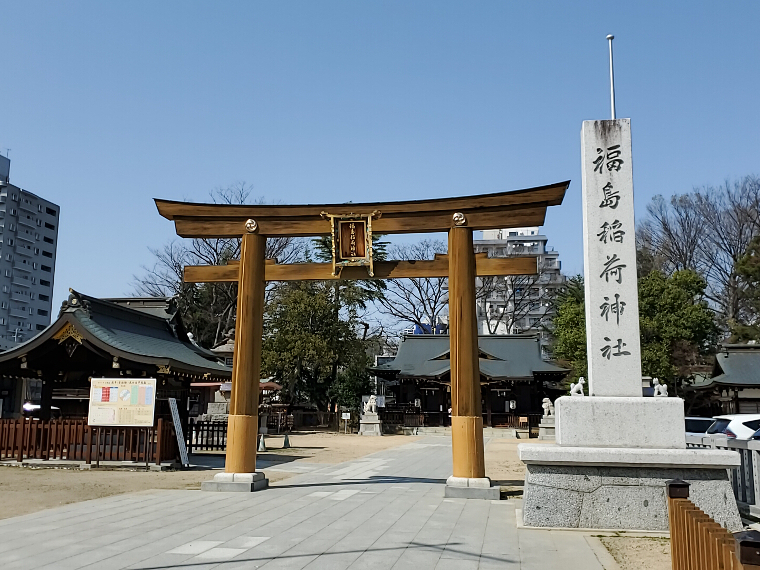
[581,119,642,397]
[88,378,157,427]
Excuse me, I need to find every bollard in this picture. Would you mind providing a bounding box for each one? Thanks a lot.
[283,434,291,449]
[734,530,760,569]
[258,434,266,452]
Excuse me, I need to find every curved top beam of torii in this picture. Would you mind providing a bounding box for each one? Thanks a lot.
[155,180,569,238]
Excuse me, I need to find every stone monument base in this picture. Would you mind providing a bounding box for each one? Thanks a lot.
[519,444,741,531]
[201,471,269,493]
[444,476,500,500]
[359,413,383,436]
[538,415,555,440]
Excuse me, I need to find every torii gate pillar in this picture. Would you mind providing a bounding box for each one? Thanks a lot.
[202,233,269,492]
[446,227,495,498]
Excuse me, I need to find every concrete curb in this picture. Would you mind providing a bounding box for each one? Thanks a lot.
[515,508,670,537]
[585,536,622,570]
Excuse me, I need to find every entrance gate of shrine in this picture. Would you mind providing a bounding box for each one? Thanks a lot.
[156,181,567,493]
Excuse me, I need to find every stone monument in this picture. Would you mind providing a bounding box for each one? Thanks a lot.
[538,398,555,440]
[359,395,383,436]
[518,119,740,531]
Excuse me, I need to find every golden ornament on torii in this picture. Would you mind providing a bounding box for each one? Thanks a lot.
[155,180,568,484]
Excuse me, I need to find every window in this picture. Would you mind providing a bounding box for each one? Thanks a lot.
[44,222,55,230]
[1,286,6,293]
[0,318,4,326]
[37,204,42,212]
[31,277,36,284]
[28,307,33,314]
[10,209,16,215]
[32,263,37,269]
[4,270,9,277]
[33,248,39,254]
[34,233,39,240]
[29,292,35,300]
[37,309,48,316]
[5,254,11,261]
[36,324,45,331]
[11,194,16,201]
[39,294,49,301]
[40,279,50,286]
[41,265,51,272]
[42,251,52,258]
[1,302,6,309]
[7,238,13,246]
[46,207,56,216]
[43,236,54,244]
[9,223,15,230]
[26,323,31,330]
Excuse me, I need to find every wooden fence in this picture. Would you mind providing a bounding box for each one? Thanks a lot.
[0,418,178,465]
[667,479,760,570]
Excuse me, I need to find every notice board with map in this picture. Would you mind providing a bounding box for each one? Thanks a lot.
[88,378,157,427]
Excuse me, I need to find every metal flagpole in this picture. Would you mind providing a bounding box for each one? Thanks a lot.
[607,34,616,120]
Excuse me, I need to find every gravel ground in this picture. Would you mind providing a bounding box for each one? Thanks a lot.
[599,536,671,570]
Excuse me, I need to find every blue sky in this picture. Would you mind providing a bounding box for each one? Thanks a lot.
[1,1,758,311]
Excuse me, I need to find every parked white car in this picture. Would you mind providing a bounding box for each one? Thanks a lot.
[706,414,760,439]
[685,417,715,437]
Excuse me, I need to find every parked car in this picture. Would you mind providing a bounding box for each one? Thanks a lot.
[706,414,760,439]
[685,417,715,437]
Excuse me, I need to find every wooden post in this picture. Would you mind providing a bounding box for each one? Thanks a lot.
[448,226,485,480]
[225,232,266,474]
[156,419,163,465]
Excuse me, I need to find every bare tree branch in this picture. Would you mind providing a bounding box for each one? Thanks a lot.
[376,240,449,332]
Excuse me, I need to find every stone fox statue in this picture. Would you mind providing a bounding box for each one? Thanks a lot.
[570,377,586,397]
[541,398,555,416]
[363,395,378,414]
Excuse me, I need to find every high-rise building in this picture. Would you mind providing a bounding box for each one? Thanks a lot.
[0,156,60,350]
[473,226,565,357]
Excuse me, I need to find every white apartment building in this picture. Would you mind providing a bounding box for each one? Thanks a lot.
[473,226,564,356]
[0,156,60,350]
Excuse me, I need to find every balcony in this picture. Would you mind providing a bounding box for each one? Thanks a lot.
[9,310,28,320]
[14,246,32,258]
[10,294,29,304]
[13,263,32,273]
[19,200,36,213]
[18,217,36,229]
[16,231,34,243]
[12,278,30,288]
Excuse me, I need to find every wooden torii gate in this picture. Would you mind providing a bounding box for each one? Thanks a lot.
[155,181,567,491]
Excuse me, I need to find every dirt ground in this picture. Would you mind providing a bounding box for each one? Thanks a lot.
[484,436,549,487]
[599,536,671,570]
[0,432,419,520]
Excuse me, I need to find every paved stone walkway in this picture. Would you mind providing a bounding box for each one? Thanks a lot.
[0,437,609,569]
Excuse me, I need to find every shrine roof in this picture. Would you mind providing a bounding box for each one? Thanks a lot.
[0,290,230,378]
[372,334,568,381]
[697,344,760,388]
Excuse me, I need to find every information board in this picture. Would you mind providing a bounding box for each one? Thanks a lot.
[88,378,157,427]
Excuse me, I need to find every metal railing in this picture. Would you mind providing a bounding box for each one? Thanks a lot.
[686,434,760,515]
